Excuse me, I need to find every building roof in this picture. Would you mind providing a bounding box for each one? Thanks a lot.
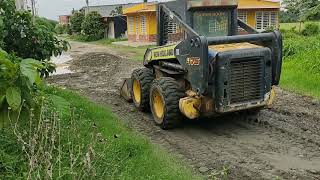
[82,3,140,17]
[238,0,280,9]
[123,3,157,15]
[123,0,280,15]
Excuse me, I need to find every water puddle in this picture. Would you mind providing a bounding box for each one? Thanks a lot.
[51,54,73,75]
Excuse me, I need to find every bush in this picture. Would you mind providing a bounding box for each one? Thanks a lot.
[0,0,69,115]
[55,24,65,34]
[35,17,57,32]
[282,31,320,58]
[55,24,71,35]
[301,23,320,36]
[70,11,84,34]
[1,10,69,62]
[81,11,105,41]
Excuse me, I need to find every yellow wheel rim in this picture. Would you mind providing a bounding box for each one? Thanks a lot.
[152,89,164,120]
[133,79,141,104]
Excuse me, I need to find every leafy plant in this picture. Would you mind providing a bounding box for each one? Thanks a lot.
[70,11,85,34]
[81,11,105,41]
[0,49,43,110]
[301,23,320,36]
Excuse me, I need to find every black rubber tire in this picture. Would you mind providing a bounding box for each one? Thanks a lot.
[131,68,154,111]
[150,77,185,130]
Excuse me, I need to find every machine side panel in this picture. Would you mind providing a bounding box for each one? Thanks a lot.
[176,36,209,94]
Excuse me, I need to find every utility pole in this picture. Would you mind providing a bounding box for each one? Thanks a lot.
[86,0,89,15]
[30,0,36,22]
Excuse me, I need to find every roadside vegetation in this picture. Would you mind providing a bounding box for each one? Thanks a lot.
[1,85,199,179]
[35,16,58,32]
[280,21,320,31]
[57,10,107,41]
[0,0,199,179]
[280,23,320,99]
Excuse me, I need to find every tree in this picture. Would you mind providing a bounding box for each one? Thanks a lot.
[303,3,320,21]
[35,16,58,32]
[70,11,85,34]
[282,0,320,21]
[81,11,105,41]
[110,6,123,16]
[0,0,69,76]
[279,11,299,23]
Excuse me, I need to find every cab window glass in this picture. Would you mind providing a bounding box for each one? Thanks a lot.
[193,11,229,37]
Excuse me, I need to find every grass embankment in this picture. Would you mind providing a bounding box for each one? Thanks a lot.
[67,35,153,61]
[280,31,320,99]
[0,86,200,179]
[48,87,199,179]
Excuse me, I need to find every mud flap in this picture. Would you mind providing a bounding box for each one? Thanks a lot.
[120,78,133,102]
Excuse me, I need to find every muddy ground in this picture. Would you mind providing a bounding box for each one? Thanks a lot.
[49,41,320,180]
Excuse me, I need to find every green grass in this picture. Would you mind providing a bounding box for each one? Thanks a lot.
[280,21,320,31]
[280,31,320,99]
[1,86,200,179]
[44,87,201,179]
[281,61,320,99]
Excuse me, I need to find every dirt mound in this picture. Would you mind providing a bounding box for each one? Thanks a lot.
[49,41,320,180]
[70,52,122,72]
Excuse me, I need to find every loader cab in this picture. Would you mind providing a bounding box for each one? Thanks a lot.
[188,0,238,37]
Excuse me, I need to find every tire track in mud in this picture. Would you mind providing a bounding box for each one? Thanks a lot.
[49,41,320,180]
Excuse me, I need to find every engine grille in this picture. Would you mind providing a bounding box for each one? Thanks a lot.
[230,58,263,104]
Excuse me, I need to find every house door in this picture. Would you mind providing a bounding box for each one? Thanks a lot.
[136,17,139,41]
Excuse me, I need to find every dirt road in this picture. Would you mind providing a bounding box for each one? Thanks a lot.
[49,41,320,180]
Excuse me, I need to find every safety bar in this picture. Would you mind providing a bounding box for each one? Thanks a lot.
[238,19,258,34]
[160,4,199,36]
[207,32,276,45]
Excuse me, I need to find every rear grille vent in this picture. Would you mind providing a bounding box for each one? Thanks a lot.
[230,58,263,104]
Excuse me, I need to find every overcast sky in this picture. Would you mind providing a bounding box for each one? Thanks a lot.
[38,0,148,20]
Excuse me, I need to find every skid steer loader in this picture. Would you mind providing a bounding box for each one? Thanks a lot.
[120,0,282,129]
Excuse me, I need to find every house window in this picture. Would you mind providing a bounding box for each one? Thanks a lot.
[168,19,178,34]
[128,17,134,34]
[256,11,278,30]
[140,16,147,34]
[238,11,247,23]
